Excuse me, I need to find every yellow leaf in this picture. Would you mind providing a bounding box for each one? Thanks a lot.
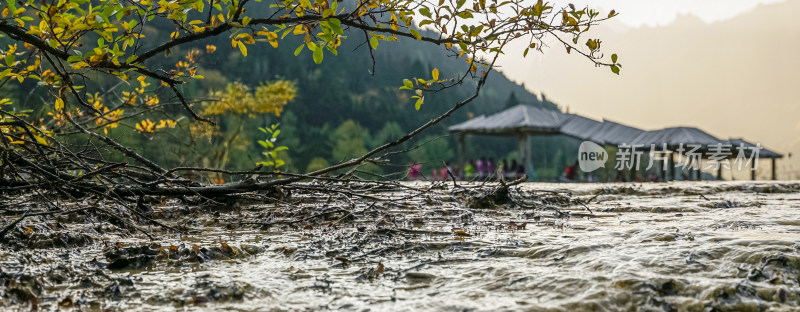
[266,31,279,48]
[237,33,255,44]
[432,68,439,81]
[237,41,247,56]
[293,24,305,35]
[71,61,88,69]
[55,97,64,111]
[34,135,47,145]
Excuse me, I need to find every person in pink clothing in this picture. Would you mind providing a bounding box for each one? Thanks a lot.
[408,164,421,180]
[476,157,486,179]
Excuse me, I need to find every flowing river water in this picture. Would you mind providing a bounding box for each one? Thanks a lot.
[2,181,800,311]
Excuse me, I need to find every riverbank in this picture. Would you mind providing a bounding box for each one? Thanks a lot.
[2,181,799,311]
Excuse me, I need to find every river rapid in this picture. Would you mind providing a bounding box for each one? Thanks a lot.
[2,181,800,311]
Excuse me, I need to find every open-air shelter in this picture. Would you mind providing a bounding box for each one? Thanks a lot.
[449,105,564,180]
[448,104,784,181]
[629,126,723,180]
[725,138,783,180]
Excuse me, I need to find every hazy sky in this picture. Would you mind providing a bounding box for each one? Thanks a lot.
[496,0,800,179]
[551,0,785,27]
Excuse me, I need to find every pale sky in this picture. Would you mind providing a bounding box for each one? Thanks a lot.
[551,0,786,27]
[496,0,800,180]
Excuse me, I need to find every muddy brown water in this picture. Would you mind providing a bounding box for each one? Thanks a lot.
[2,181,800,311]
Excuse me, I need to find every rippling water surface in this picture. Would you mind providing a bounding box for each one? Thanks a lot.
[4,181,800,311]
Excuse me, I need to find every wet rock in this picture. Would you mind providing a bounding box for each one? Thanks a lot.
[405,272,436,283]
[654,234,676,242]
[240,244,263,255]
[461,186,512,208]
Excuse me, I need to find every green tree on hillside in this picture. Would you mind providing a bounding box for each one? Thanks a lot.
[332,120,370,162]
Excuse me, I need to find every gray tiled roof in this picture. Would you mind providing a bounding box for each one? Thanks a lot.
[630,126,722,148]
[448,104,563,134]
[449,104,782,158]
[592,119,646,146]
[725,138,783,159]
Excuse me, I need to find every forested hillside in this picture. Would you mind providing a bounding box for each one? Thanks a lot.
[1,21,579,180]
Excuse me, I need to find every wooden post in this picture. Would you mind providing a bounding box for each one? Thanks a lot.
[694,158,700,181]
[751,160,756,180]
[670,151,677,181]
[457,133,466,179]
[519,134,534,181]
[717,165,722,181]
[772,158,777,180]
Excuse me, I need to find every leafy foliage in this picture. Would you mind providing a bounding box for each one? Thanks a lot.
[256,123,288,170]
[202,81,296,117]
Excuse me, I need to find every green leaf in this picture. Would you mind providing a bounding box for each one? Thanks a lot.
[399,79,413,90]
[313,45,323,64]
[611,53,618,63]
[242,16,252,26]
[369,36,378,50]
[523,47,529,57]
[419,7,431,18]
[67,55,82,63]
[610,65,620,75]
[328,18,343,35]
[457,11,473,18]
[294,44,304,56]
[410,29,421,40]
[326,44,338,56]
[414,96,424,110]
